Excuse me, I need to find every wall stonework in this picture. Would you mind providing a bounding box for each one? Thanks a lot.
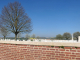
[0,43,80,60]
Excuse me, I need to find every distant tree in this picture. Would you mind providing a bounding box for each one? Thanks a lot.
[0,2,32,40]
[0,27,9,40]
[63,32,71,40]
[50,37,54,40]
[73,32,80,41]
[31,34,35,39]
[25,34,30,40]
[17,33,21,38]
[56,34,63,40]
[36,36,40,39]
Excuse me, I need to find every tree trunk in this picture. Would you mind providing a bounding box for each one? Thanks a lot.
[15,34,17,40]
[66,38,68,40]
[77,38,78,42]
[4,36,5,40]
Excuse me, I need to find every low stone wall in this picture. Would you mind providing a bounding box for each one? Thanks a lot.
[0,41,80,47]
[0,41,80,60]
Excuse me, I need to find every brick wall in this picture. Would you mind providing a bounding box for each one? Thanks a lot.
[0,43,80,60]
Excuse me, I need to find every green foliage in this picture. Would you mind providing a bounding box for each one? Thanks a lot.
[61,46,64,49]
[51,46,54,47]
[4,43,6,44]
[48,46,51,47]
[73,32,80,40]
[15,44,17,45]
[56,34,63,40]
[63,32,71,40]
[70,47,72,50]
[59,46,61,48]
[31,39,33,41]
[59,46,64,49]
[75,46,77,49]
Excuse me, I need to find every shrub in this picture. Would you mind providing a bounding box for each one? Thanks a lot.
[31,39,33,41]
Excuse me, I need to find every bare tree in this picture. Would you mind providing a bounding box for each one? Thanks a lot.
[17,33,21,39]
[31,34,35,39]
[0,27,9,40]
[0,2,32,40]
[25,34,30,40]
[36,36,40,39]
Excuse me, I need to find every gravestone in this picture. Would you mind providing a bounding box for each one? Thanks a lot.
[78,36,80,42]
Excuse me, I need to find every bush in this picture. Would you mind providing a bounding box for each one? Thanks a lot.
[31,39,33,41]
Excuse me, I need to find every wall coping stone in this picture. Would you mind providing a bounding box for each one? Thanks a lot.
[0,41,80,47]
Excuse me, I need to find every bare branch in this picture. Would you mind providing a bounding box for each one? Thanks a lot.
[0,2,32,40]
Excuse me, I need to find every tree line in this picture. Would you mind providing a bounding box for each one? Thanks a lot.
[55,32,80,41]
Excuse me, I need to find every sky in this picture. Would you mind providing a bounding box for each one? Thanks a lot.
[0,0,80,37]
